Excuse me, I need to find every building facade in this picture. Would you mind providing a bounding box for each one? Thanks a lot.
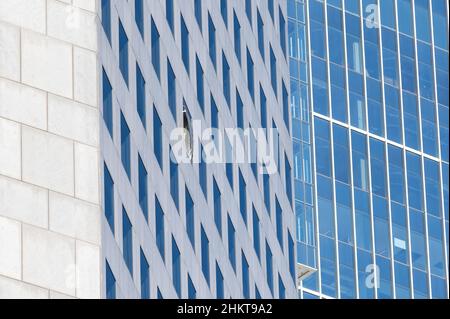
[0,0,297,299]
[0,0,102,298]
[289,0,449,298]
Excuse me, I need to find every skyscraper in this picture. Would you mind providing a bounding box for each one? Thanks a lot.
[288,0,449,299]
[0,0,296,299]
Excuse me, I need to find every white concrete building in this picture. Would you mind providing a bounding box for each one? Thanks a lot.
[0,0,297,299]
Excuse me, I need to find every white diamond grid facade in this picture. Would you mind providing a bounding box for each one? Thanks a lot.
[0,0,298,299]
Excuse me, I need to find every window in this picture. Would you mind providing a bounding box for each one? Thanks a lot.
[119,21,129,86]
[432,0,448,49]
[106,260,116,299]
[211,94,219,131]
[101,0,111,44]
[216,262,224,298]
[313,57,329,116]
[417,42,433,100]
[249,126,257,179]
[167,60,177,120]
[279,7,286,56]
[242,253,250,298]
[314,117,331,177]
[285,155,292,205]
[256,286,261,299]
[268,0,274,21]
[380,0,396,28]
[239,170,247,225]
[251,208,261,261]
[270,46,277,97]
[352,131,369,191]
[398,0,413,36]
[170,149,179,210]
[346,14,362,74]
[194,0,202,30]
[196,56,205,113]
[428,216,445,278]
[333,124,350,184]
[186,187,195,247]
[327,6,344,65]
[275,197,283,251]
[213,177,222,235]
[200,145,207,197]
[223,53,231,106]
[136,64,146,129]
[208,14,217,69]
[166,0,174,34]
[272,120,280,169]
[367,79,383,136]
[370,138,387,197]
[138,155,148,220]
[121,112,131,180]
[188,275,196,299]
[263,173,270,215]
[316,174,335,237]
[388,145,405,205]
[424,159,441,217]
[266,242,273,295]
[257,10,265,60]
[226,136,234,191]
[153,106,163,169]
[247,49,255,102]
[220,0,228,27]
[135,0,144,38]
[260,85,267,129]
[385,84,402,143]
[288,232,295,281]
[172,237,181,297]
[236,91,244,129]
[279,275,286,299]
[104,164,114,233]
[228,216,236,271]
[123,208,133,276]
[409,209,427,271]
[102,68,113,137]
[181,15,190,73]
[201,225,210,285]
[282,81,289,131]
[403,91,420,150]
[310,1,326,59]
[245,0,252,26]
[156,197,165,260]
[140,249,150,299]
[382,28,399,88]
[234,12,241,64]
[151,18,160,80]
[406,152,423,211]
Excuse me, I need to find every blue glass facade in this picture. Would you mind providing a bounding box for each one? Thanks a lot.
[289,0,449,299]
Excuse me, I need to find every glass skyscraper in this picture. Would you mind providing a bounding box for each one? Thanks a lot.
[289,0,448,299]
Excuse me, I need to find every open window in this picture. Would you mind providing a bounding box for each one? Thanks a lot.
[182,102,193,162]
